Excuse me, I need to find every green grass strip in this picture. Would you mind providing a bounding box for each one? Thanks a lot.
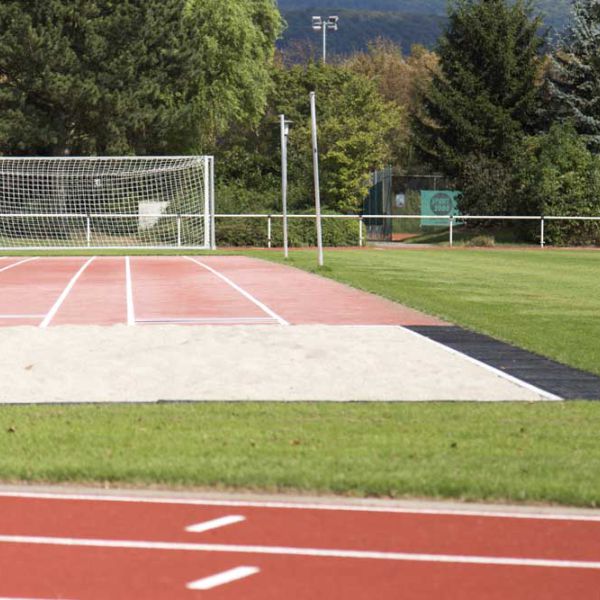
[1,402,600,507]
[246,248,600,376]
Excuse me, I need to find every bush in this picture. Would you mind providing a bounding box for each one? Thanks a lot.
[213,183,361,247]
[519,124,600,246]
[465,234,495,247]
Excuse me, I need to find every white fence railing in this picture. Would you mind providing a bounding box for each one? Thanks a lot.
[0,212,599,249]
[214,213,600,248]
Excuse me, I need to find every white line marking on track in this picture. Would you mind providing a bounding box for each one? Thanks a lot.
[125,257,135,326]
[184,256,289,326]
[39,257,95,328]
[186,515,246,534]
[136,317,278,325]
[186,566,260,590]
[400,327,562,401]
[1,491,600,523]
[0,257,39,273]
[0,535,597,571]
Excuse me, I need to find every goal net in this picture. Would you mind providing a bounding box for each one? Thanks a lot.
[0,156,213,249]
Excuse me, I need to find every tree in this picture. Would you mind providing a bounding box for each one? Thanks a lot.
[218,62,399,213]
[548,0,600,151]
[344,39,439,169]
[412,0,544,188]
[518,123,600,244]
[0,0,282,156]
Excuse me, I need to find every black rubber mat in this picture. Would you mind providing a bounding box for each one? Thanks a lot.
[407,326,600,400]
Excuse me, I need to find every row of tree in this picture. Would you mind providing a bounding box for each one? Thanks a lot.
[2,0,600,244]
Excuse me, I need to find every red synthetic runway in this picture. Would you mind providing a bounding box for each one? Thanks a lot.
[0,492,599,599]
[0,255,443,327]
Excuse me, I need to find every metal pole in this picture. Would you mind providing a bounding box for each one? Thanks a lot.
[359,217,364,247]
[209,156,216,250]
[322,24,327,63]
[267,215,272,248]
[540,216,545,249]
[449,216,454,247]
[177,215,182,247]
[280,114,289,259]
[310,91,324,267]
[86,215,91,247]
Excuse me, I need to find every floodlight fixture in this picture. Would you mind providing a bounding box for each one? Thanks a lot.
[311,15,339,63]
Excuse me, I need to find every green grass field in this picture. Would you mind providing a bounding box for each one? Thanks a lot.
[2,402,600,507]
[1,246,599,506]
[249,247,600,376]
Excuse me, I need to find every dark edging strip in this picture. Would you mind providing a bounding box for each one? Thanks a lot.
[407,326,600,401]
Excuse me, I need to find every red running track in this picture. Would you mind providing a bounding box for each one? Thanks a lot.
[0,255,444,327]
[0,492,599,599]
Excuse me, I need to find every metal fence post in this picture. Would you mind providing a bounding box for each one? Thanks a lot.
[449,216,454,247]
[267,215,272,248]
[177,215,182,247]
[359,216,364,247]
[86,215,91,247]
[540,216,545,249]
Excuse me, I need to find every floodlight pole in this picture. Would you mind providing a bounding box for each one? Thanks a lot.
[280,114,290,259]
[312,16,339,64]
[310,92,324,267]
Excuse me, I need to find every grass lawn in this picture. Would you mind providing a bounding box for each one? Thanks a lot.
[1,402,600,507]
[247,247,600,376]
[0,246,599,506]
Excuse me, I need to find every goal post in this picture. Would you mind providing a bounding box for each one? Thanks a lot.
[0,156,213,249]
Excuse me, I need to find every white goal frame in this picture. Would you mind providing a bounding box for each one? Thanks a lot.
[0,156,215,250]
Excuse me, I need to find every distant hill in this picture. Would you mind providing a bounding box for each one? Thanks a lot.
[276,1,572,58]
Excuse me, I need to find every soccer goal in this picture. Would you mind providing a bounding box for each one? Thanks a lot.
[0,156,214,249]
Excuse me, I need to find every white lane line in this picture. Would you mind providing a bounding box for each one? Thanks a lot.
[136,317,278,325]
[39,257,95,329]
[187,566,260,590]
[400,327,562,401]
[1,491,600,523]
[186,515,246,534]
[0,257,39,273]
[125,257,135,326]
[0,535,597,571]
[184,256,289,326]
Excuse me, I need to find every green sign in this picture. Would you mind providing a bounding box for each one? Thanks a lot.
[421,190,462,226]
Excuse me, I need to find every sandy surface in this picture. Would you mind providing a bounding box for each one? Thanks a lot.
[0,325,551,403]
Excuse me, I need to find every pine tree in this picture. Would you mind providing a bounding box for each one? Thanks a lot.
[412,0,543,179]
[549,0,600,151]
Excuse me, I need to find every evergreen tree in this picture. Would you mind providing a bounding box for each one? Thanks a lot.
[549,0,600,151]
[0,0,281,156]
[412,0,544,180]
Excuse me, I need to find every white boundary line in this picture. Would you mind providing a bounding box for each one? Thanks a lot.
[125,257,135,326]
[0,535,597,570]
[400,327,562,401]
[0,257,39,273]
[186,515,246,534]
[187,566,260,590]
[136,317,278,324]
[39,258,95,329]
[1,491,600,523]
[184,256,289,326]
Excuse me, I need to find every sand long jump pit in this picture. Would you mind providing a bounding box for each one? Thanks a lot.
[0,255,564,403]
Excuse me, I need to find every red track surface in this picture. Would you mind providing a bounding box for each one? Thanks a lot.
[0,255,443,327]
[0,493,599,599]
